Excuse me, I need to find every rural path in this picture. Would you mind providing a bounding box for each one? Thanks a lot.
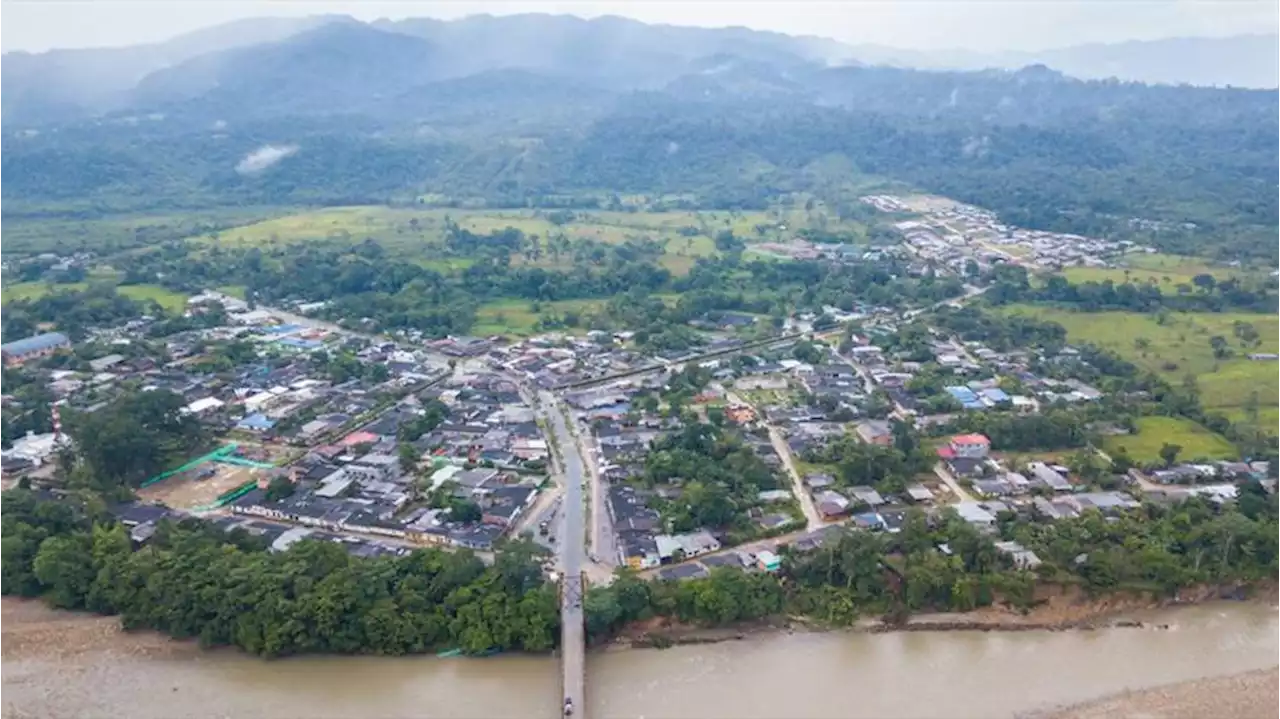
[726,391,823,531]
[932,462,974,503]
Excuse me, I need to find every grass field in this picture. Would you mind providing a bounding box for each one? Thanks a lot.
[472,298,607,337]
[1103,416,1238,463]
[0,281,71,303]
[1059,254,1259,294]
[186,205,864,276]
[1000,305,1279,427]
[117,285,188,312]
[2,279,187,312]
[2,207,298,257]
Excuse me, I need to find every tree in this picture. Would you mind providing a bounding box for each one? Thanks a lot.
[1208,335,1232,360]
[265,475,296,501]
[1191,274,1216,292]
[1159,442,1182,468]
[32,533,95,609]
[398,443,421,474]
[449,500,483,523]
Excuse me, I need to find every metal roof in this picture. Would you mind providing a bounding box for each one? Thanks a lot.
[2,332,70,356]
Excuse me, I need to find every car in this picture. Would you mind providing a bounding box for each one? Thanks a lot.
[563,698,574,716]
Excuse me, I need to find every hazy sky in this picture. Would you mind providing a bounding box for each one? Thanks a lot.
[3,0,1276,53]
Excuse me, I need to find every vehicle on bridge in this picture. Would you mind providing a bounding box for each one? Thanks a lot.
[563,698,573,716]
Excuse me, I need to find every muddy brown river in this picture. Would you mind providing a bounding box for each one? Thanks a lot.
[3,599,1276,719]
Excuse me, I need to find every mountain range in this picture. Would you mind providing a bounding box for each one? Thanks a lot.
[2,14,1276,125]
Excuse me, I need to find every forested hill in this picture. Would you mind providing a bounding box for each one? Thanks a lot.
[2,16,1277,261]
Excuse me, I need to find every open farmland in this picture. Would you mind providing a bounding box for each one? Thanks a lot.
[999,306,1279,427]
[185,205,864,275]
[1,207,298,257]
[1059,254,1263,294]
[1103,416,1238,463]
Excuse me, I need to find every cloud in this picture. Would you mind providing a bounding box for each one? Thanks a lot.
[235,144,298,175]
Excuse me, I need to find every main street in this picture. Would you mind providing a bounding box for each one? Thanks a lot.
[537,390,587,718]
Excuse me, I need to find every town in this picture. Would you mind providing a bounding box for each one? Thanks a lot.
[3,206,1270,588]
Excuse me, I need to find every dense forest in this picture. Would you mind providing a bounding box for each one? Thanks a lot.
[1,490,559,657]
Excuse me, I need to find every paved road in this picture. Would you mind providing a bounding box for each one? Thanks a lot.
[577,429,619,569]
[539,391,587,718]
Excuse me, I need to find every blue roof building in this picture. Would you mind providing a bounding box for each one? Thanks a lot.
[945,386,986,410]
[981,388,1011,404]
[236,413,276,432]
[2,332,70,365]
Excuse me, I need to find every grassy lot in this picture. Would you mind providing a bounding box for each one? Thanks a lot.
[117,284,188,312]
[472,298,607,337]
[2,279,186,312]
[999,305,1279,427]
[2,207,298,257]
[217,285,247,299]
[1103,416,1238,463]
[0,281,76,303]
[1059,254,1259,294]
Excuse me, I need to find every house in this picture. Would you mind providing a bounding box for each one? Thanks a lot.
[804,473,835,490]
[905,484,935,504]
[849,487,886,507]
[994,541,1042,569]
[815,489,851,518]
[655,531,722,562]
[953,501,996,527]
[2,332,70,366]
[756,550,781,572]
[89,354,127,372]
[855,420,893,446]
[1027,461,1072,492]
[941,434,991,459]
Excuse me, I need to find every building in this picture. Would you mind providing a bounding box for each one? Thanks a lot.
[941,434,991,460]
[2,332,70,366]
[756,550,781,572]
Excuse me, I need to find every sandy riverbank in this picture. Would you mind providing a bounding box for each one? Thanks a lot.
[614,582,1277,647]
[1,597,197,662]
[1041,668,1279,719]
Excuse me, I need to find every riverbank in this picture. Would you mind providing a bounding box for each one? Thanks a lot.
[1040,667,1279,719]
[6,597,1277,719]
[612,581,1277,648]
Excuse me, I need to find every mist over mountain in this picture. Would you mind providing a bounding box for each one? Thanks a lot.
[2,13,1275,264]
[846,34,1280,89]
[3,14,1275,125]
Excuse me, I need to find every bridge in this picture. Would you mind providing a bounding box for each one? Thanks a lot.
[540,392,588,719]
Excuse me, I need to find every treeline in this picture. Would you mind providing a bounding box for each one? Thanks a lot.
[1,489,560,657]
[938,410,1096,452]
[5,482,1276,655]
[928,306,1067,352]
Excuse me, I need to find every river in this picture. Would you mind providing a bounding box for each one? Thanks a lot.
[3,599,1276,719]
